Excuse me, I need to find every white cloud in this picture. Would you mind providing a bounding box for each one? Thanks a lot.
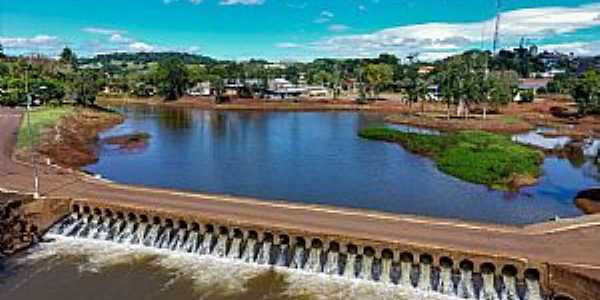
[0,35,61,49]
[321,11,334,18]
[109,33,133,44]
[315,10,334,23]
[219,0,264,5]
[328,24,349,32]
[311,3,600,60]
[129,42,155,52]
[163,0,204,4]
[82,27,125,35]
[286,2,307,9]
[358,5,367,11]
[541,41,600,57]
[275,42,303,49]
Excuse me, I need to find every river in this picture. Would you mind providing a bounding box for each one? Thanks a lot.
[0,235,459,300]
[84,106,592,225]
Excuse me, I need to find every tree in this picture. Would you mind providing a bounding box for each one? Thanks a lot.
[402,65,428,112]
[68,70,100,106]
[436,51,492,118]
[363,63,393,99]
[547,73,574,94]
[59,47,77,66]
[312,70,333,86]
[572,70,600,115]
[488,70,519,108]
[0,63,9,77]
[187,64,208,85]
[437,56,463,118]
[155,57,189,101]
[377,53,399,66]
[33,79,66,105]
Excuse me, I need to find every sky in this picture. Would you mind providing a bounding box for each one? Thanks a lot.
[1,0,600,61]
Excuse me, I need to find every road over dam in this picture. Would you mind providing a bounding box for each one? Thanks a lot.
[1,108,600,299]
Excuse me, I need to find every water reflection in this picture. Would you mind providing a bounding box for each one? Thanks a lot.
[87,107,591,224]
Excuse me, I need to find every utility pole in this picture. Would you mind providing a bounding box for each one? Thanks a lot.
[492,0,502,54]
[25,57,40,199]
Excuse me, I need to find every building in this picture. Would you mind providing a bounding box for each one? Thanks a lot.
[426,85,440,101]
[263,78,331,100]
[530,69,566,79]
[186,82,211,97]
[538,51,566,70]
[265,78,304,99]
[263,63,287,70]
[305,86,329,98]
[514,78,550,102]
[418,66,435,75]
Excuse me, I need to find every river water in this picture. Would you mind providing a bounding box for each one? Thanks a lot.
[85,106,593,225]
[0,236,459,300]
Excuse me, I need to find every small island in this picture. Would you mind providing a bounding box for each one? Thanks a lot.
[358,127,544,190]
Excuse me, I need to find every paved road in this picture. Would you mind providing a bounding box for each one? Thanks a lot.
[2,107,600,275]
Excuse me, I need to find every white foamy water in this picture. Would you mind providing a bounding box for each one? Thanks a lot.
[17,235,462,300]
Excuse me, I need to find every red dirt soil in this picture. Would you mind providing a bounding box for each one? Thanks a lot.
[15,108,123,169]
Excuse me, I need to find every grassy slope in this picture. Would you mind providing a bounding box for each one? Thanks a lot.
[17,106,74,149]
[358,127,544,189]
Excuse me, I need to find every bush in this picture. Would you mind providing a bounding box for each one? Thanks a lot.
[358,127,543,189]
[0,89,25,107]
[520,90,535,103]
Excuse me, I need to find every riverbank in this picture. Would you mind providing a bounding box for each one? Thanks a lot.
[101,95,600,139]
[14,106,124,169]
[358,127,544,190]
[98,96,418,112]
[386,98,600,139]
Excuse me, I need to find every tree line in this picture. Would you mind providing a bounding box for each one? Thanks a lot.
[1,46,599,116]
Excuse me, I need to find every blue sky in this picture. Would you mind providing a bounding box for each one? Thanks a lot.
[1,0,600,61]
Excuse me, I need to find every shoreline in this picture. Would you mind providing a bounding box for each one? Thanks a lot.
[14,106,124,170]
[98,96,422,112]
[100,96,600,139]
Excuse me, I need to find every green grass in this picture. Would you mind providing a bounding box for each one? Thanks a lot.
[502,116,522,125]
[358,127,544,189]
[17,106,74,149]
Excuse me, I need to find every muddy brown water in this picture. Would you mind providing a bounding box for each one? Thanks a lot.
[0,236,454,300]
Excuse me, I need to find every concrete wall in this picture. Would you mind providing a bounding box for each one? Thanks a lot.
[548,264,600,300]
[71,199,549,292]
[1,192,71,255]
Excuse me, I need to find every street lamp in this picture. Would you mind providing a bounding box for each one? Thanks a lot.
[25,65,40,199]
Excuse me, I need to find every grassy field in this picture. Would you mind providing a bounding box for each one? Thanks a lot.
[358,127,544,189]
[17,106,74,149]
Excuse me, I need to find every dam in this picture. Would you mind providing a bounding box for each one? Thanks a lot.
[50,201,547,300]
[34,195,598,300]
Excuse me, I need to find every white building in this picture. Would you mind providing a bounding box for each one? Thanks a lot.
[187,82,211,96]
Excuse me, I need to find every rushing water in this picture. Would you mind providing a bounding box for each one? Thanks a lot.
[0,214,543,300]
[85,106,593,224]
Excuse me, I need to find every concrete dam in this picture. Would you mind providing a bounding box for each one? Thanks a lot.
[37,197,597,300]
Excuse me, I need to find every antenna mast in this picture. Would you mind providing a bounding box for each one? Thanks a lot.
[492,0,501,54]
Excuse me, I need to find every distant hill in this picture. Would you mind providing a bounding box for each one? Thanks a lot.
[79,52,217,65]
